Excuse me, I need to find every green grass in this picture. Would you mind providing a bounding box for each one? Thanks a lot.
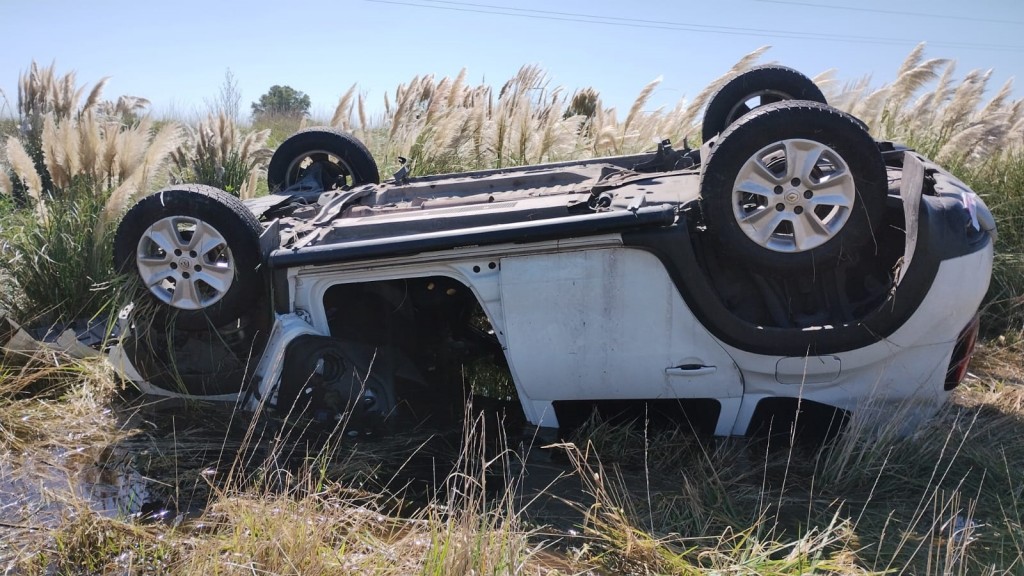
[0,185,119,324]
[252,111,309,149]
[961,155,1024,335]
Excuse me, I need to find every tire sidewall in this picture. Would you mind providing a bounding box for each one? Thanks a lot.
[700,101,887,271]
[267,127,379,192]
[114,185,263,330]
[702,66,827,142]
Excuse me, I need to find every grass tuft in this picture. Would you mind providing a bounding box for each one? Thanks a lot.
[171,112,271,199]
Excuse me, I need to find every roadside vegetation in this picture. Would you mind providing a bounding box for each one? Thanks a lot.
[1,45,1022,573]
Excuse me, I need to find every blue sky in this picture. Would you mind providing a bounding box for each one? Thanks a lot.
[1,0,1022,120]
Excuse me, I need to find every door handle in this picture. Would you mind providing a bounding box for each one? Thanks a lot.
[666,365,716,377]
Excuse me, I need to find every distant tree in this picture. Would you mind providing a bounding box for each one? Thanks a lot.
[251,85,311,119]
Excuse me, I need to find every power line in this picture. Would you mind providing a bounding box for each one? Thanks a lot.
[363,0,1024,53]
[420,0,909,44]
[754,0,1024,27]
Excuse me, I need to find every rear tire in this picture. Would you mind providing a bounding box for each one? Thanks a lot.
[702,65,827,142]
[267,127,379,192]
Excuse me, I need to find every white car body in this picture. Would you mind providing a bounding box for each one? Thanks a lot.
[110,106,995,437]
[185,148,992,436]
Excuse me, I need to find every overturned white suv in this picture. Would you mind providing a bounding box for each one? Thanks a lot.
[110,66,995,436]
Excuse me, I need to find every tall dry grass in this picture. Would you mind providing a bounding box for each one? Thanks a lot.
[1,62,180,323]
[6,62,179,222]
[824,43,1024,167]
[326,43,1021,181]
[170,112,271,199]
[0,351,561,573]
[542,376,1024,575]
[327,47,772,177]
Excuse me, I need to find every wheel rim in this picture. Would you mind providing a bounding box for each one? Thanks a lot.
[135,216,235,310]
[731,138,855,253]
[285,149,356,189]
[725,89,792,127]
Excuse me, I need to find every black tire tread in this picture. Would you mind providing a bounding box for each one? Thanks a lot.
[702,65,827,142]
[267,127,379,192]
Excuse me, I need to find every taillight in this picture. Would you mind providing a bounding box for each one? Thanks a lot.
[945,313,980,391]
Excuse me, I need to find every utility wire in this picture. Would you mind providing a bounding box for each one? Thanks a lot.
[364,0,1024,53]
[421,0,909,44]
[754,0,1024,27]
